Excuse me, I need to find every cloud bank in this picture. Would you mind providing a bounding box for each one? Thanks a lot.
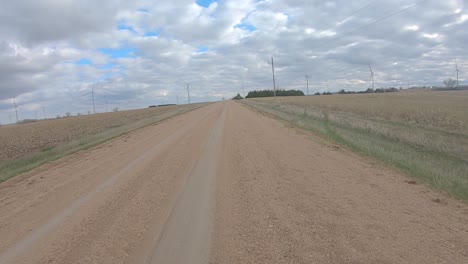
[0,0,466,123]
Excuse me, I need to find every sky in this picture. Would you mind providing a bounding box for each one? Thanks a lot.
[0,0,467,124]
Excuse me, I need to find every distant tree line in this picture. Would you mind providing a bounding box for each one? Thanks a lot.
[314,87,400,96]
[246,89,305,98]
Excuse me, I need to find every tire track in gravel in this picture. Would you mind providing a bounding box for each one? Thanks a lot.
[146,104,225,264]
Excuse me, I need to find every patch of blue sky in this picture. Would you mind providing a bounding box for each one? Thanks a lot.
[117,22,137,33]
[144,30,161,37]
[196,0,216,8]
[98,62,116,69]
[76,58,92,65]
[98,47,137,58]
[197,46,209,53]
[98,72,118,81]
[137,7,150,13]
[234,23,257,32]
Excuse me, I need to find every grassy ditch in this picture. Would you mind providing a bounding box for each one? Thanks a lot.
[242,98,468,201]
[0,103,207,183]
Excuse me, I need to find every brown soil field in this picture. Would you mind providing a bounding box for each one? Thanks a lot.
[0,104,204,162]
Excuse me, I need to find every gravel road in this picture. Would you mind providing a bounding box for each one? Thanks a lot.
[0,101,467,263]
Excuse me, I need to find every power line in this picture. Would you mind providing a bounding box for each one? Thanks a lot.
[338,0,428,39]
[81,81,96,114]
[339,0,380,23]
[271,1,429,91]
[300,0,429,91]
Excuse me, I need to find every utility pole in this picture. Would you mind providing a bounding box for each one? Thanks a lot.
[456,62,460,89]
[305,74,309,95]
[92,82,96,114]
[185,82,191,104]
[271,57,277,97]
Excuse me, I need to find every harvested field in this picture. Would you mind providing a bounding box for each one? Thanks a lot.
[0,103,207,182]
[243,90,468,201]
[272,90,468,133]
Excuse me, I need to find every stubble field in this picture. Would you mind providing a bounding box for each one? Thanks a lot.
[243,90,468,201]
[0,103,206,182]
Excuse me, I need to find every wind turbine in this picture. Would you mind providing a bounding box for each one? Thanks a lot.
[156,94,166,105]
[13,99,19,123]
[456,61,462,89]
[82,81,96,114]
[241,80,245,98]
[368,65,375,90]
[185,82,191,104]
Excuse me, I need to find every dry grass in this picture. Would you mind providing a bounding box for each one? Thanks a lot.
[271,90,468,133]
[243,90,468,201]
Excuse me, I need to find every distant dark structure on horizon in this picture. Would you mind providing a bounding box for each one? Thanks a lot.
[148,104,176,108]
[232,93,243,100]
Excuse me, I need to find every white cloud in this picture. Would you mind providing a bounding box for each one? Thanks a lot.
[422,33,440,39]
[404,25,419,31]
[246,10,288,32]
[0,0,467,123]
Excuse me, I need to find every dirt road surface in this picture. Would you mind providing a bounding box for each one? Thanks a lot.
[0,101,467,263]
